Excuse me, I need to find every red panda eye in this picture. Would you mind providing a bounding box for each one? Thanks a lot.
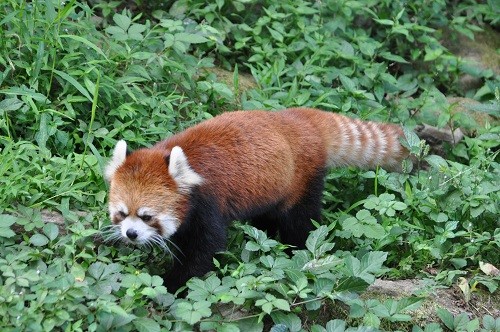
[118,211,128,219]
[141,215,152,222]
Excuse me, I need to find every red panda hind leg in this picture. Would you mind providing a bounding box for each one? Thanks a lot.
[251,168,326,249]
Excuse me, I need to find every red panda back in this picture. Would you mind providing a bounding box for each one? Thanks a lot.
[154,110,329,216]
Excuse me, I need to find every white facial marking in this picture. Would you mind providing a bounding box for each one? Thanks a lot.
[157,213,180,238]
[109,202,128,217]
[168,146,203,193]
[121,216,156,244]
[137,207,155,217]
[105,140,128,181]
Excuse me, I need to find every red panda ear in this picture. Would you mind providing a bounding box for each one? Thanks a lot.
[105,140,128,181]
[167,146,203,192]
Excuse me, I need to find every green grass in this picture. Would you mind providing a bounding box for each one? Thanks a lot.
[0,0,499,331]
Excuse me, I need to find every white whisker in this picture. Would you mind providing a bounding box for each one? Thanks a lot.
[99,224,122,244]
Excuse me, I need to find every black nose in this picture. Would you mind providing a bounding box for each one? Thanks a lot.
[126,229,138,240]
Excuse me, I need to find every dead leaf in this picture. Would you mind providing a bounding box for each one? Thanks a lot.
[458,277,471,303]
[479,261,500,276]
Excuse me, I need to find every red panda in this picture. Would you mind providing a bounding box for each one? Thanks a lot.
[105,107,409,291]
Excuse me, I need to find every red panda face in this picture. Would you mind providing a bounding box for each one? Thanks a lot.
[104,141,203,248]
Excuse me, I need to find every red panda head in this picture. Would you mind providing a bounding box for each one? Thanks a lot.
[104,140,203,248]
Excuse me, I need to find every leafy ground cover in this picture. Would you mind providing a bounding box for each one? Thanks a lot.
[0,0,499,331]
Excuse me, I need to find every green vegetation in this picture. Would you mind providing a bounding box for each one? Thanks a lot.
[0,0,498,330]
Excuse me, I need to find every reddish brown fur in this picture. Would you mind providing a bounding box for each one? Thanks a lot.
[109,108,408,223]
[109,150,190,231]
[136,107,408,221]
[107,107,409,291]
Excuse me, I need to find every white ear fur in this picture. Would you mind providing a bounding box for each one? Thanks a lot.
[169,146,203,192]
[105,140,128,181]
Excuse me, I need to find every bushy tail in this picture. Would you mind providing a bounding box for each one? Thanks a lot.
[303,108,409,171]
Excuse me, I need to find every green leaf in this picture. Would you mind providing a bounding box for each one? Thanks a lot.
[359,42,377,57]
[237,317,264,332]
[482,315,499,330]
[270,312,301,332]
[305,225,329,255]
[363,312,381,328]
[424,47,443,61]
[246,241,261,251]
[374,19,394,26]
[261,302,273,314]
[402,127,421,150]
[30,234,49,247]
[175,302,202,324]
[436,308,454,330]
[43,223,59,241]
[361,251,388,275]
[60,34,109,60]
[113,13,131,31]
[339,75,356,92]
[128,23,146,35]
[325,319,346,332]
[337,40,354,57]
[0,214,17,227]
[133,317,161,332]
[425,155,448,169]
[272,299,291,312]
[379,51,409,63]
[217,323,241,332]
[0,227,16,238]
[396,297,423,312]
[0,86,48,103]
[270,324,288,332]
[53,69,92,102]
[344,252,387,284]
[0,98,24,111]
[267,27,284,43]
[335,276,369,292]
[175,32,209,44]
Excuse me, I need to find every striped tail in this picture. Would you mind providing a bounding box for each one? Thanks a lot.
[302,108,409,171]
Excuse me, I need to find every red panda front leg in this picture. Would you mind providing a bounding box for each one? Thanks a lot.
[163,204,228,292]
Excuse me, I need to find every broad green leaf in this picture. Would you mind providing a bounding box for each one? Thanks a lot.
[335,276,369,292]
[175,32,209,44]
[363,312,381,328]
[234,317,263,332]
[30,234,49,247]
[325,319,346,332]
[270,312,301,332]
[113,13,131,31]
[272,299,291,312]
[267,27,284,42]
[436,308,454,330]
[43,223,59,241]
[270,324,288,332]
[0,214,17,227]
[0,227,16,238]
[0,98,24,111]
[379,51,409,63]
[306,225,329,254]
[339,75,356,91]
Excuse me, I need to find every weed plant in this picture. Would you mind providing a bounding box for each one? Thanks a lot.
[0,0,499,331]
